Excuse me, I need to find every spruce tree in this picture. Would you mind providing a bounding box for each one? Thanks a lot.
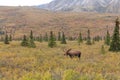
[96,36,100,41]
[39,34,43,42]
[86,29,92,45]
[48,31,56,48]
[109,18,120,51]
[78,32,83,45]
[0,36,4,41]
[30,30,33,39]
[92,39,95,44]
[58,32,61,41]
[9,35,12,41]
[21,35,28,47]
[69,36,73,41]
[84,37,87,41]
[28,30,36,48]
[44,32,48,42]
[54,34,57,41]
[105,30,110,45]
[4,34,9,44]
[36,37,39,41]
[94,35,101,42]
[61,32,67,44]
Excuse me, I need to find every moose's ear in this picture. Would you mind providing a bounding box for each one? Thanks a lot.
[63,49,66,52]
[61,47,67,52]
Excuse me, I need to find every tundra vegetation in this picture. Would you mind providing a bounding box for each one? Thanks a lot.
[0,18,120,80]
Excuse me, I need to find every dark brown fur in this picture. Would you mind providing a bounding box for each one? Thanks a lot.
[64,49,81,59]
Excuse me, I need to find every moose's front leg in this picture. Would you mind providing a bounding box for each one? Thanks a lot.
[69,55,73,59]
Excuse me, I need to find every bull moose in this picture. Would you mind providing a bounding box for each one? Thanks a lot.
[64,49,81,59]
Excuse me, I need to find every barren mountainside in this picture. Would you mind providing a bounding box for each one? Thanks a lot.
[39,0,120,13]
[0,6,119,38]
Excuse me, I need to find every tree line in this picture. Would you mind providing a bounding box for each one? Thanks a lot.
[1,18,120,52]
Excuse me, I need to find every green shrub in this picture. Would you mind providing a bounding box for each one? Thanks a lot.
[63,70,80,80]
[42,71,53,80]
[19,72,41,80]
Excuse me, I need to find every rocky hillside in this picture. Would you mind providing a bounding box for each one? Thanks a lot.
[39,0,120,13]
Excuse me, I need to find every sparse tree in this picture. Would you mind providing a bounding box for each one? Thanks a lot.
[109,18,120,51]
[28,30,36,48]
[92,39,95,44]
[21,35,28,47]
[39,34,43,42]
[30,30,33,39]
[86,29,92,45]
[44,32,48,42]
[9,35,12,41]
[36,36,39,41]
[83,37,87,41]
[69,36,73,41]
[94,35,101,42]
[54,34,57,41]
[48,31,56,48]
[58,32,61,41]
[105,30,110,45]
[0,36,4,41]
[78,32,83,45]
[4,34,9,44]
[61,32,67,44]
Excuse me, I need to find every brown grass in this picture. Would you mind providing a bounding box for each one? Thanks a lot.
[0,6,119,38]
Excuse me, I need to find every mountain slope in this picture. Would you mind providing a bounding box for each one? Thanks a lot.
[39,0,120,13]
[106,0,120,13]
[0,6,119,38]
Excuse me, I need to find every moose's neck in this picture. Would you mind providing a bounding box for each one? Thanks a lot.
[66,49,72,54]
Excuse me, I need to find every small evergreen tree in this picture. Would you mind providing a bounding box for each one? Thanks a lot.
[83,37,87,41]
[78,32,83,45]
[4,34,9,44]
[94,35,101,42]
[69,36,73,41]
[9,35,12,41]
[96,36,100,41]
[28,30,36,48]
[58,32,61,41]
[94,37,96,41]
[86,29,92,45]
[54,34,57,41]
[44,32,48,42]
[30,30,33,39]
[21,35,28,47]
[36,36,39,41]
[61,32,67,44]
[105,30,110,45]
[103,36,106,41]
[0,36,4,41]
[48,31,56,48]
[109,18,120,51]
[92,39,95,44]
[39,34,43,42]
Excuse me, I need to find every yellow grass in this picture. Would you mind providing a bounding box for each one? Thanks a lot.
[0,41,120,80]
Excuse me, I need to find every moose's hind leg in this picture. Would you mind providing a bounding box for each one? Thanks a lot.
[78,54,81,59]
